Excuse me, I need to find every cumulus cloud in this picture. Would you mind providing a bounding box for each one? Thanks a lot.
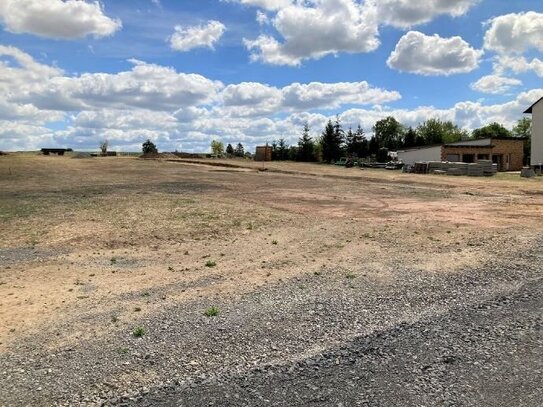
[16,59,224,111]
[494,55,543,78]
[387,31,483,75]
[218,81,400,116]
[376,0,480,29]
[244,0,379,66]
[0,0,121,39]
[169,20,226,52]
[1,45,540,153]
[484,12,543,54]
[225,0,292,11]
[470,75,522,94]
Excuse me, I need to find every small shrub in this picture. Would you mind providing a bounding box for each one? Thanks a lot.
[346,272,356,279]
[142,139,158,155]
[204,306,220,317]
[111,315,118,323]
[205,260,216,268]
[134,307,142,312]
[110,257,117,265]
[272,240,278,245]
[246,222,254,230]
[132,327,145,337]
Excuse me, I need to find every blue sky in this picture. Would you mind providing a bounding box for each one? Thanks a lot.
[1,0,543,152]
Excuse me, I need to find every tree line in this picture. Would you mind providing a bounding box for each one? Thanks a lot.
[265,115,532,163]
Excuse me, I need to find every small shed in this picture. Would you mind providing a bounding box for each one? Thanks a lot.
[397,145,442,166]
[254,145,272,161]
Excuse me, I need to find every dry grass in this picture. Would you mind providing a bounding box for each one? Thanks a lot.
[0,154,542,349]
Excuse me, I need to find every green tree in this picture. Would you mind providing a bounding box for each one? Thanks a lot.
[472,122,512,139]
[513,117,532,164]
[277,138,289,160]
[346,125,367,157]
[100,139,109,156]
[373,116,404,150]
[142,139,158,154]
[368,136,379,156]
[271,140,278,160]
[403,127,416,148]
[297,122,315,162]
[513,117,531,137]
[210,140,224,156]
[320,118,344,162]
[234,142,245,157]
[416,119,466,145]
[226,143,234,156]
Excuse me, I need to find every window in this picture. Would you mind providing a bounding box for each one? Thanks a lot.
[447,154,460,162]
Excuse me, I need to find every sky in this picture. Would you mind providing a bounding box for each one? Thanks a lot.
[1,0,543,153]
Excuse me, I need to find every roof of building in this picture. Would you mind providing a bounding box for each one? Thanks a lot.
[443,144,493,148]
[524,97,543,114]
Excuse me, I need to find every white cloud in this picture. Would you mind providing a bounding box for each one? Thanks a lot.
[256,10,270,25]
[494,55,543,78]
[470,75,522,94]
[16,59,224,111]
[169,20,226,52]
[244,0,379,66]
[0,0,121,39]
[218,81,400,116]
[387,31,483,75]
[376,0,480,29]
[1,45,540,153]
[484,12,543,54]
[225,0,293,11]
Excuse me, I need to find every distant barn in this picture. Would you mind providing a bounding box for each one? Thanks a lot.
[41,148,73,156]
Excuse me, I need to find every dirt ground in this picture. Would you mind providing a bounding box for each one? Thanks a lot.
[0,154,542,405]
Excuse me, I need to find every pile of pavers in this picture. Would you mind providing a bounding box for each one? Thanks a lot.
[425,160,497,176]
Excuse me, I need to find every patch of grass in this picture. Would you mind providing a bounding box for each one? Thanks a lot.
[346,272,356,279]
[205,260,216,268]
[246,222,254,230]
[118,347,129,354]
[110,257,117,265]
[111,315,118,323]
[271,240,278,245]
[132,327,145,338]
[168,266,175,272]
[232,219,242,227]
[314,270,322,276]
[204,306,220,317]
[134,307,142,312]
[142,292,150,297]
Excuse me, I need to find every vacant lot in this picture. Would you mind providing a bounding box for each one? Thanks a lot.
[1,154,542,406]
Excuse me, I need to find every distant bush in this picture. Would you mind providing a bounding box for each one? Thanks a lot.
[142,139,158,155]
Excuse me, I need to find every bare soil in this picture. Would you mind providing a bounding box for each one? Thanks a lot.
[0,154,542,406]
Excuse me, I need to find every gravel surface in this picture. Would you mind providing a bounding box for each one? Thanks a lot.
[1,237,541,407]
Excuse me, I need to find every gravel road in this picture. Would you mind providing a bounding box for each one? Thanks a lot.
[1,237,541,407]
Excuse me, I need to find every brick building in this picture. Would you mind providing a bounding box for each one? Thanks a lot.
[441,137,525,171]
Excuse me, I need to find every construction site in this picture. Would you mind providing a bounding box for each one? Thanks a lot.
[0,153,542,406]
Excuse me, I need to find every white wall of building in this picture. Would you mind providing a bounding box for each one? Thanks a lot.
[397,146,442,165]
[531,100,543,166]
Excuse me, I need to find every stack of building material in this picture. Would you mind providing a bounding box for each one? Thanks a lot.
[446,162,468,176]
[414,162,428,174]
[467,163,485,176]
[477,160,498,176]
